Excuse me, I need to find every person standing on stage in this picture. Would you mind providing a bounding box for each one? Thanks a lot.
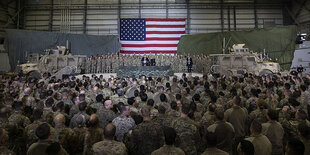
[186,55,193,73]
[141,55,149,66]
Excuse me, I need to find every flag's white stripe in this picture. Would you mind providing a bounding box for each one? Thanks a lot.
[146,34,184,38]
[146,21,186,25]
[120,41,179,44]
[146,28,185,31]
[121,47,177,51]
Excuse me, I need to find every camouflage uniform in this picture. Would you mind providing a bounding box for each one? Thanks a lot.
[27,139,68,155]
[151,145,185,155]
[24,120,43,147]
[262,120,284,155]
[125,120,164,155]
[71,127,88,155]
[171,117,201,155]
[94,58,99,73]
[97,57,102,73]
[242,134,272,155]
[112,116,135,141]
[153,113,175,128]
[90,102,104,111]
[8,111,30,128]
[50,124,73,153]
[101,57,106,73]
[92,139,128,155]
[112,57,119,73]
[85,127,104,155]
[0,146,15,155]
[86,58,91,74]
[249,109,268,124]
[43,108,55,126]
[106,57,112,73]
[97,108,117,128]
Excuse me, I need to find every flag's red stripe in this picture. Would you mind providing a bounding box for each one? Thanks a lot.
[146,25,185,28]
[146,18,186,22]
[120,50,177,54]
[122,44,178,47]
[146,31,185,34]
[146,38,180,41]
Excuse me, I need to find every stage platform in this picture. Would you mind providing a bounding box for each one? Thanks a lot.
[117,66,174,78]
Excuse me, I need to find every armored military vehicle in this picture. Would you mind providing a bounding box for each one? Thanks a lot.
[210,44,281,76]
[19,46,87,79]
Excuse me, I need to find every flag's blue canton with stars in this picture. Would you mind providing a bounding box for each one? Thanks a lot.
[120,18,146,41]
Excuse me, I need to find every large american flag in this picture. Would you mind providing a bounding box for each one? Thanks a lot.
[120,18,186,54]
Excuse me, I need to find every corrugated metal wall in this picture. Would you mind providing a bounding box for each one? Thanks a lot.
[23,0,285,35]
[0,0,18,43]
[295,0,310,34]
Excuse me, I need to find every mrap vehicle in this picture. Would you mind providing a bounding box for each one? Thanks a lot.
[210,44,281,76]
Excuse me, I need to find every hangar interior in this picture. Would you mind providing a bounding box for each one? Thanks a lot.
[1,0,310,40]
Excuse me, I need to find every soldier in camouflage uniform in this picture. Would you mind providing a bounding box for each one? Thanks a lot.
[51,114,73,154]
[8,101,30,128]
[281,109,310,140]
[112,55,119,73]
[171,103,201,155]
[97,100,117,128]
[27,123,68,155]
[91,123,127,155]
[89,56,94,73]
[0,128,15,155]
[125,106,164,155]
[152,105,174,128]
[112,105,135,141]
[97,56,102,73]
[71,115,88,155]
[85,57,91,74]
[151,127,185,155]
[85,114,104,155]
[101,55,106,73]
[106,54,112,73]
[24,109,44,148]
[69,102,90,128]
[181,55,187,73]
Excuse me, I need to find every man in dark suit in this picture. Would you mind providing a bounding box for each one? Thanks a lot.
[141,55,149,66]
[186,55,193,73]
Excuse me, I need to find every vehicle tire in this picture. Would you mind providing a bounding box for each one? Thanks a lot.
[224,70,233,76]
[28,70,42,79]
[259,69,272,76]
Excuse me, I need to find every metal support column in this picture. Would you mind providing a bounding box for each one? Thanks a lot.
[139,0,141,18]
[227,6,230,31]
[233,6,236,31]
[166,0,168,18]
[16,0,20,29]
[186,0,190,34]
[83,0,87,34]
[254,0,258,28]
[117,0,121,36]
[220,0,224,32]
[49,0,54,31]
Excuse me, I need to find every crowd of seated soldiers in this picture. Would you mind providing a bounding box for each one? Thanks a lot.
[0,71,309,155]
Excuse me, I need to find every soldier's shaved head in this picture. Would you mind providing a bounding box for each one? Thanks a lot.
[53,114,65,125]
[104,123,116,140]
